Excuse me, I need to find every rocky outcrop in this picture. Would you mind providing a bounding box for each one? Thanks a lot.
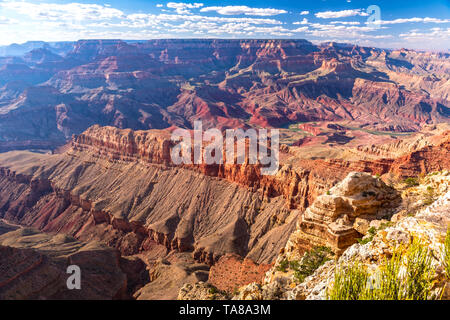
[0,148,294,267]
[134,252,210,300]
[208,254,272,293]
[178,282,229,300]
[0,39,448,150]
[0,124,449,300]
[234,171,450,300]
[296,172,401,255]
[0,226,129,300]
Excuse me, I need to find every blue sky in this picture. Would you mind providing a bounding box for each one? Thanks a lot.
[0,0,449,50]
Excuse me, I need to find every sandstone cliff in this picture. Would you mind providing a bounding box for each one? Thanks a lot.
[0,124,449,299]
[228,171,450,300]
[0,39,448,151]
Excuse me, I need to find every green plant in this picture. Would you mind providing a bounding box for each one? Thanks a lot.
[328,239,437,300]
[357,227,377,245]
[209,286,218,295]
[423,186,436,206]
[404,177,419,187]
[403,239,435,300]
[276,259,289,272]
[327,262,369,300]
[379,221,395,229]
[326,190,331,195]
[443,228,450,279]
[357,237,372,245]
[362,247,404,300]
[293,246,333,283]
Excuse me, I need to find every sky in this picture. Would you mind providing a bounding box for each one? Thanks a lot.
[0,0,449,50]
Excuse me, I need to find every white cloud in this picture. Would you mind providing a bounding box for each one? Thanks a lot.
[125,13,283,27]
[200,6,287,16]
[400,27,450,40]
[300,11,309,15]
[0,1,125,21]
[166,2,204,15]
[0,0,447,49]
[292,26,308,32]
[293,18,308,25]
[370,17,450,25]
[0,16,18,24]
[330,21,360,25]
[315,9,368,19]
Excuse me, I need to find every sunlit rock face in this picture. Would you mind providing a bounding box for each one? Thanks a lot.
[298,172,401,255]
[0,39,448,151]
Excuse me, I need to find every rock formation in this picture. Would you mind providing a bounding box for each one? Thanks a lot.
[229,171,450,300]
[0,124,448,299]
[0,39,448,151]
[296,172,401,255]
[0,224,135,300]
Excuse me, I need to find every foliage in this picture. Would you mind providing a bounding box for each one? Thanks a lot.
[403,240,435,300]
[357,227,377,245]
[328,239,437,300]
[423,186,436,206]
[444,228,450,279]
[404,177,419,187]
[276,259,289,272]
[292,246,333,283]
[363,249,403,299]
[327,262,369,300]
[276,246,333,284]
[209,286,218,295]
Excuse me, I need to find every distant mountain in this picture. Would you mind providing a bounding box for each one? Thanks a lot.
[0,39,448,151]
[0,41,74,57]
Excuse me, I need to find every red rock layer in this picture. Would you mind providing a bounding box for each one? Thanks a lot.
[208,254,272,293]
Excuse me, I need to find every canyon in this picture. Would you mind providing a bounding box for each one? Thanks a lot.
[0,122,448,299]
[0,39,449,300]
[0,39,449,151]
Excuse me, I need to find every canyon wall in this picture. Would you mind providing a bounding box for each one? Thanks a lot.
[0,125,448,297]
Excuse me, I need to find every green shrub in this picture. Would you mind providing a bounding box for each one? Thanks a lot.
[423,186,436,206]
[327,262,369,300]
[357,237,371,245]
[276,247,333,282]
[209,286,218,295]
[362,248,405,300]
[293,246,333,283]
[276,259,289,272]
[404,177,419,187]
[403,239,435,300]
[357,226,377,245]
[444,228,450,279]
[328,239,436,300]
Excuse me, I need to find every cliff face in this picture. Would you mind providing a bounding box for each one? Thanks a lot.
[0,222,140,300]
[0,39,448,150]
[0,124,449,298]
[0,148,297,266]
[71,125,346,212]
[297,172,401,255]
[230,171,450,300]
